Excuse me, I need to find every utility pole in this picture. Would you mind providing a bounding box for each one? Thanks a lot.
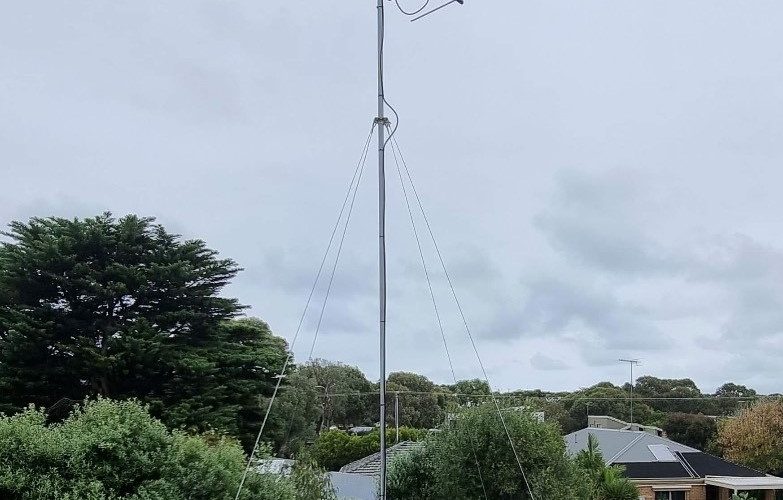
[618,359,640,425]
[395,392,400,443]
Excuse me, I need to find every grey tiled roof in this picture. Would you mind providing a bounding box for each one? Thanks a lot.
[564,427,697,464]
[339,441,422,476]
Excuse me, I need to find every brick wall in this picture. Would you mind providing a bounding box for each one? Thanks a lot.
[635,484,706,500]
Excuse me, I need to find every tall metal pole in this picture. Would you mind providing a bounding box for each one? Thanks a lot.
[630,362,634,424]
[377,0,388,497]
[395,392,400,443]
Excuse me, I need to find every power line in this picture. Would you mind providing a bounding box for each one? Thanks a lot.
[309,390,766,401]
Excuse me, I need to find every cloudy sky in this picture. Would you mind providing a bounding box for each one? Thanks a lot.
[3,1,783,394]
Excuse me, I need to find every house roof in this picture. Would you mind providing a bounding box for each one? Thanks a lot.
[678,452,765,478]
[339,441,422,476]
[618,461,693,479]
[565,427,774,482]
[327,472,377,500]
[565,427,697,463]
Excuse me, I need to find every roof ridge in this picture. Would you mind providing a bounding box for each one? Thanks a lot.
[608,433,645,464]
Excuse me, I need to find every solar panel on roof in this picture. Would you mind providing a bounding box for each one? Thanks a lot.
[648,444,677,462]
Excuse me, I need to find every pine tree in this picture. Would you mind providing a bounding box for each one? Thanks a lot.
[0,213,286,449]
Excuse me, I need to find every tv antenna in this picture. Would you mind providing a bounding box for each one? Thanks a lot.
[618,358,641,425]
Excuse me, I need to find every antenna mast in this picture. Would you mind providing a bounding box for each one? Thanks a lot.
[374,2,463,497]
[375,0,388,498]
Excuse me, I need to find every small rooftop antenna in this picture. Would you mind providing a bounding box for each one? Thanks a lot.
[618,358,641,426]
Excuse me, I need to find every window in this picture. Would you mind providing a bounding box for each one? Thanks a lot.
[655,492,686,500]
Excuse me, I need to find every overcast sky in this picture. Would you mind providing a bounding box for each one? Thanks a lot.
[3,1,783,394]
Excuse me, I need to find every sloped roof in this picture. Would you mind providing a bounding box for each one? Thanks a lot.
[566,427,775,481]
[564,428,697,463]
[618,461,693,479]
[339,441,422,476]
[679,452,765,478]
[328,472,378,500]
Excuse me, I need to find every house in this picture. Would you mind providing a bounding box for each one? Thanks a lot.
[327,472,377,500]
[588,414,666,437]
[340,440,422,476]
[328,440,424,499]
[255,458,376,500]
[565,425,783,500]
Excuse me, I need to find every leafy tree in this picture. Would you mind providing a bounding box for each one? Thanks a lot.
[387,372,444,429]
[299,359,374,430]
[714,383,759,415]
[0,214,291,452]
[717,400,783,474]
[0,398,298,499]
[288,462,337,500]
[387,445,437,499]
[388,404,590,499]
[633,376,703,414]
[563,382,657,432]
[575,434,638,500]
[447,379,491,406]
[308,427,426,471]
[264,369,321,457]
[661,413,717,451]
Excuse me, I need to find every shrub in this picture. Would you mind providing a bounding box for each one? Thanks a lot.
[0,398,296,499]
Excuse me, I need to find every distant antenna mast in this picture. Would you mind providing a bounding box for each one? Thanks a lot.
[618,358,641,425]
[376,1,464,498]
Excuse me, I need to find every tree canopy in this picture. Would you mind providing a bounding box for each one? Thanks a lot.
[0,398,332,500]
[0,214,289,450]
[717,400,783,474]
[298,359,375,430]
[387,404,590,499]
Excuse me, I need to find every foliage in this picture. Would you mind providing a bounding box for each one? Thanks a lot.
[447,379,491,406]
[662,412,717,451]
[387,372,445,429]
[0,398,296,500]
[387,445,437,499]
[309,427,426,472]
[288,462,337,500]
[263,369,320,457]
[715,383,759,415]
[562,382,657,432]
[575,433,638,500]
[597,467,638,500]
[717,400,783,474]
[0,214,291,452]
[298,359,375,430]
[633,376,703,414]
[388,404,590,499]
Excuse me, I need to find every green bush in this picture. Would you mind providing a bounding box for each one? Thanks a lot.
[309,427,428,471]
[0,398,300,499]
[387,404,590,499]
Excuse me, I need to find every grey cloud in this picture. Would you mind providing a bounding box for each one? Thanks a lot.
[530,352,567,371]
[4,1,783,393]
